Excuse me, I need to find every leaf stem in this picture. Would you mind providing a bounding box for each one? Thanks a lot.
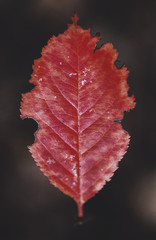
[78,203,83,218]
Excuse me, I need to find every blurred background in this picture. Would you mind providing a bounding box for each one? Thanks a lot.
[0,0,156,239]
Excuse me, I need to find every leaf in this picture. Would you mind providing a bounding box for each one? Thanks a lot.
[20,14,136,217]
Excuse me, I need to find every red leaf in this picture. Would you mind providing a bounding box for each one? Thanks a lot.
[20,14,136,217]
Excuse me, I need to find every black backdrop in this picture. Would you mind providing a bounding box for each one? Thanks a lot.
[1,0,156,239]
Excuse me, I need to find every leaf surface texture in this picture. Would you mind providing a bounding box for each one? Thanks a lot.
[20,14,136,217]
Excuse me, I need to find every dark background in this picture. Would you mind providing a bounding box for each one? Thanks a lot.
[0,0,156,239]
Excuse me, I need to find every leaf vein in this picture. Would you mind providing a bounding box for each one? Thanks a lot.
[38,138,75,177]
[81,122,114,155]
[82,139,120,177]
[35,110,78,152]
[81,99,116,133]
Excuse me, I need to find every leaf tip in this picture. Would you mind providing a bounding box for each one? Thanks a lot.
[71,13,79,25]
